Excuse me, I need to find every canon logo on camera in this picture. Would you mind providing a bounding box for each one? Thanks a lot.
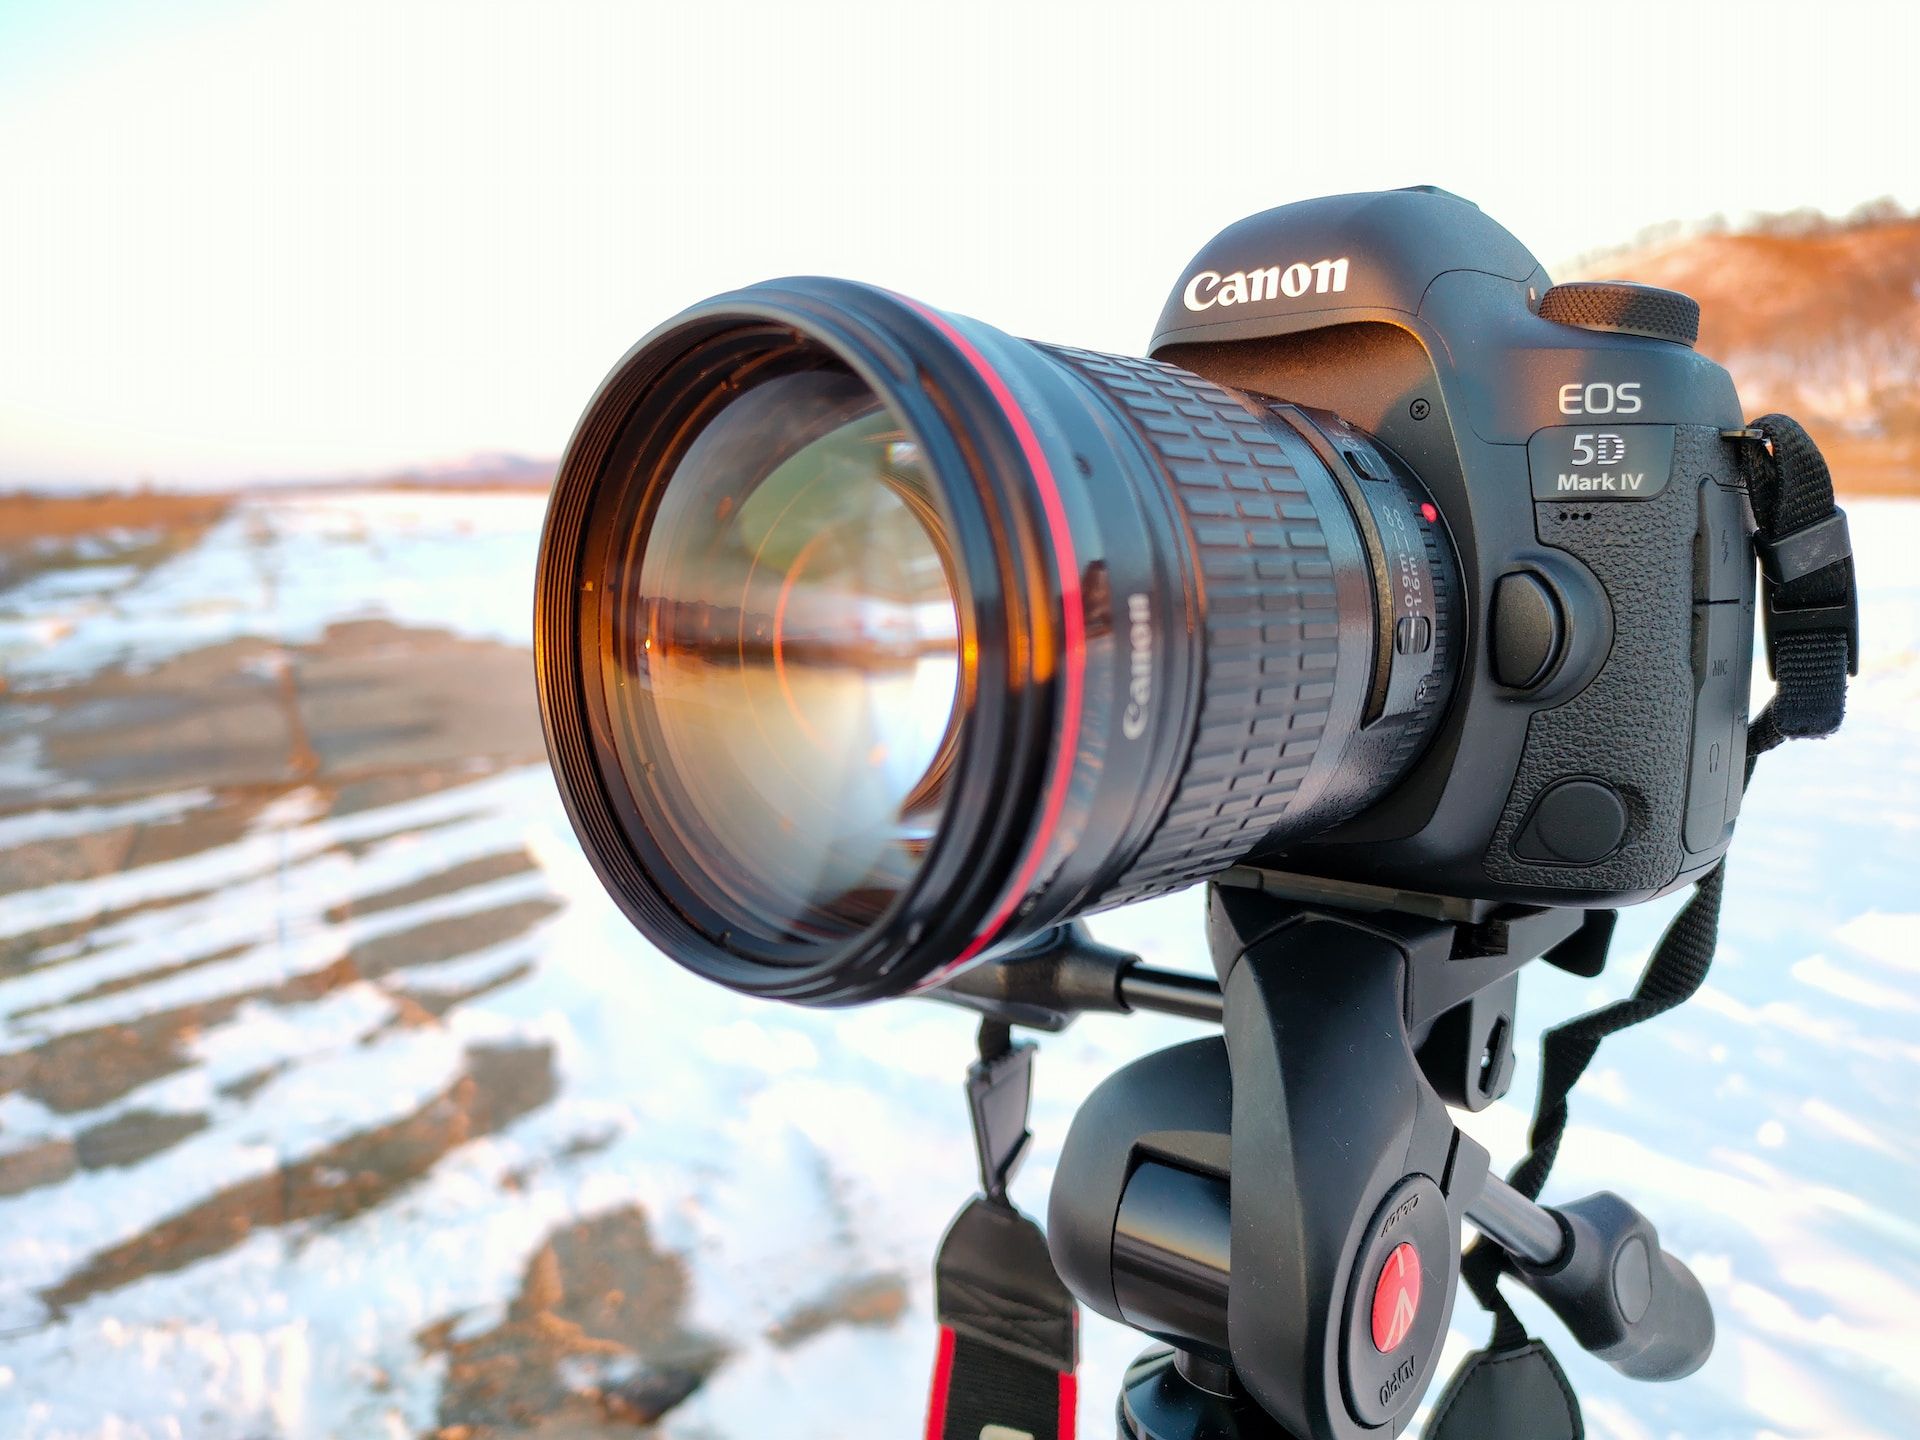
[1182,256,1350,311]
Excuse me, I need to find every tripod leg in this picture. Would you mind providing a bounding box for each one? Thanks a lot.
[1209,886,1487,1440]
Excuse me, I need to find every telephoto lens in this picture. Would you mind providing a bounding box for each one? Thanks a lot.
[534,278,1457,1004]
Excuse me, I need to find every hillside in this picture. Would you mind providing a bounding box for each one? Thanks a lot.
[1570,211,1920,495]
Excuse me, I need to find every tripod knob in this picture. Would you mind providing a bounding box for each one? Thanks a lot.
[1507,1191,1715,1381]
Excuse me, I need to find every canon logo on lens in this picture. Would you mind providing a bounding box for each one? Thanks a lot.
[1122,592,1153,741]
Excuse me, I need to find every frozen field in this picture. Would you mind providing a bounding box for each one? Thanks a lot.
[0,490,1915,1439]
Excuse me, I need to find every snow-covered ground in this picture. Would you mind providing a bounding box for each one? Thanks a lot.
[0,490,1915,1438]
[0,490,542,688]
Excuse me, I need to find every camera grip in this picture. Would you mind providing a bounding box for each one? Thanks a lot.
[1484,424,1753,898]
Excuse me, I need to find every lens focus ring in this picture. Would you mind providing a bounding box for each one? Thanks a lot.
[1046,349,1359,906]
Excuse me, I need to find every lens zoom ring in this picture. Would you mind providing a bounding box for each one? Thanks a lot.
[1047,348,1346,906]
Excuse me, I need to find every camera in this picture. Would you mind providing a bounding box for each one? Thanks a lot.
[532,185,1755,1004]
[530,187,1856,1439]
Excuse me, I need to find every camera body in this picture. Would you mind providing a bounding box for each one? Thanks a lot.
[1154,187,1756,909]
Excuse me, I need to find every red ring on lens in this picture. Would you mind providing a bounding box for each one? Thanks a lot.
[898,298,1086,973]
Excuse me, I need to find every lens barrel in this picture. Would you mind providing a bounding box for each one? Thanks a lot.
[535,279,1456,1004]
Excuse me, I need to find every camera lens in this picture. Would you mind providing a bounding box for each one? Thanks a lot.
[535,279,1458,1004]
[597,366,963,946]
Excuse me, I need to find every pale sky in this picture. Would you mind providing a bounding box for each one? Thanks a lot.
[2,0,1915,487]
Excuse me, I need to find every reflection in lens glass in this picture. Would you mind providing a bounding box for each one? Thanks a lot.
[601,366,963,945]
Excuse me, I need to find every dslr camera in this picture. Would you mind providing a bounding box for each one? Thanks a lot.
[532,188,1852,1438]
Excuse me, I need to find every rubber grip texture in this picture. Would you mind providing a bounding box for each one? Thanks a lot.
[1043,348,1350,907]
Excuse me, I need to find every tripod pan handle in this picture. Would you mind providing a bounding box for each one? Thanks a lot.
[1509,1190,1714,1381]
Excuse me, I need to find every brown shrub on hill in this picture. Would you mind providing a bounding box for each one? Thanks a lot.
[1571,210,1920,495]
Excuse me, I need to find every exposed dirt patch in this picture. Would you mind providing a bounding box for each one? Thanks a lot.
[0,490,234,595]
[325,849,539,925]
[6,941,250,1018]
[0,990,240,1113]
[345,896,562,979]
[4,618,542,812]
[289,620,541,778]
[0,614,552,1079]
[0,1104,208,1196]
[74,1106,210,1169]
[393,960,536,1020]
[0,1136,78,1197]
[768,1271,910,1349]
[40,1041,556,1314]
[0,951,350,1114]
[0,507,622,1428]
[421,1206,725,1439]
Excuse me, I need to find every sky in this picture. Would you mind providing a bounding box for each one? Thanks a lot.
[1,0,1915,489]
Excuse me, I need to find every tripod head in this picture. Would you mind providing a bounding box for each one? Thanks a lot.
[939,881,1716,1439]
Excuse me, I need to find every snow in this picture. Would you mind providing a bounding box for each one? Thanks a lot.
[0,490,546,685]
[0,791,216,853]
[0,494,1914,1438]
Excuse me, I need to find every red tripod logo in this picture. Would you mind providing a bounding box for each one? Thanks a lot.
[1370,1242,1423,1352]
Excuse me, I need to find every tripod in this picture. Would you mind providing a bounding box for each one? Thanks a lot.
[938,879,1715,1440]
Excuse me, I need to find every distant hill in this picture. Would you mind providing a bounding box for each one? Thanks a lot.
[1569,206,1920,495]
[374,451,556,491]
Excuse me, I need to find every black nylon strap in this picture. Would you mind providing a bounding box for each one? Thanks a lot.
[1459,864,1729,1348]
[929,1022,1078,1439]
[929,1194,1078,1440]
[1748,413,1858,707]
[1426,1339,1584,1440]
[1455,414,1857,1413]
[930,1324,1073,1440]
[1508,862,1727,1205]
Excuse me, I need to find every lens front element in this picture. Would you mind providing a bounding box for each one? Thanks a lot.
[598,367,963,949]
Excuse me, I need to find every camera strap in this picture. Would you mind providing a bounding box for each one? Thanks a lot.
[1433,413,1857,1440]
[925,1020,1079,1440]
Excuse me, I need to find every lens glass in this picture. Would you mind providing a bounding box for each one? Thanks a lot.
[599,363,963,946]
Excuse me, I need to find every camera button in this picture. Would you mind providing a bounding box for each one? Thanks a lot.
[1345,445,1391,482]
[1395,615,1432,655]
[1514,780,1629,865]
[1491,571,1563,689]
